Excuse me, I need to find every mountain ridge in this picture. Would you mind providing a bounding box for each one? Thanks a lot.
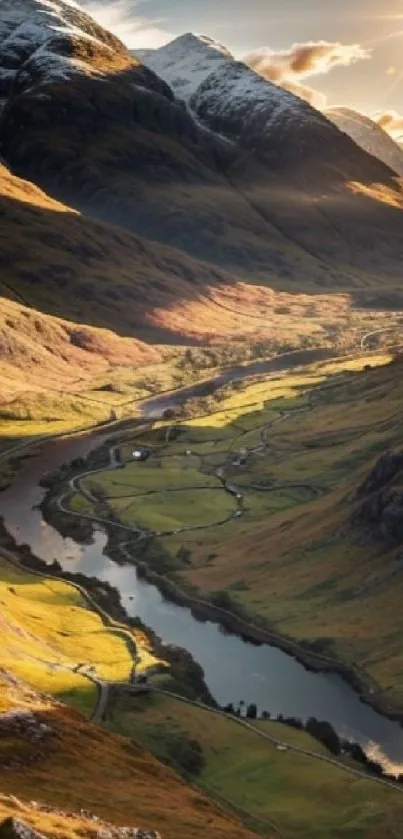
[2,9,403,298]
[327,107,403,177]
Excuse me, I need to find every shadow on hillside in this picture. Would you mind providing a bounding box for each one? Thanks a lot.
[2,61,403,308]
[3,185,403,358]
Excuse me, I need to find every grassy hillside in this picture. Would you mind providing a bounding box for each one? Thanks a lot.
[0,679,256,839]
[1,160,369,343]
[2,549,403,839]
[108,691,403,839]
[180,356,403,708]
[0,554,159,715]
[0,553,256,839]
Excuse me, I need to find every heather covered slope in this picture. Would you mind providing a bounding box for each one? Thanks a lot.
[0,151,369,427]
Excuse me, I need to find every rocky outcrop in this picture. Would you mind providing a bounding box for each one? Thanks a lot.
[0,820,161,839]
[0,710,52,743]
[351,451,403,543]
[355,451,403,498]
[0,819,46,839]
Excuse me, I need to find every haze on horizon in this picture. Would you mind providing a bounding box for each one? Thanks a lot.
[83,0,403,136]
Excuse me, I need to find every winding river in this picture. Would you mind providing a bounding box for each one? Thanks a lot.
[2,347,403,774]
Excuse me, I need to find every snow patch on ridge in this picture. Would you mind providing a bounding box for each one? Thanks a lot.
[135,31,324,146]
[132,33,234,101]
[0,0,115,99]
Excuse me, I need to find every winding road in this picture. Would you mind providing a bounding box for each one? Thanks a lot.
[3,342,403,797]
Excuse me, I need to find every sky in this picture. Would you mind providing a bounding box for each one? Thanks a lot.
[84,0,403,127]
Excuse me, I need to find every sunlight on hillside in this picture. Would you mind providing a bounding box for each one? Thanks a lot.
[0,556,160,716]
[347,179,403,208]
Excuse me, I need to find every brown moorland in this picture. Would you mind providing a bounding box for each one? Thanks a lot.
[0,671,258,839]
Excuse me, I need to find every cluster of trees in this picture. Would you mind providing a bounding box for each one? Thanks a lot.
[223,701,258,719]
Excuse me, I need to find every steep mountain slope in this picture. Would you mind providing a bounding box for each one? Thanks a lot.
[0,0,319,284]
[135,34,233,102]
[0,157,364,420]
[327,108,403,177]
[137,35,403,291]
[2,5,403,299]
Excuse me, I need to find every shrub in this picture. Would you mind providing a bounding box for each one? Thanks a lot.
[164,732,205,776]
[246,703,257,719]
[305,717,341,756]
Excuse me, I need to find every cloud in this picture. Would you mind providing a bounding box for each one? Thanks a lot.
[82,1,172,49]
[374,110,403,136]
[244,41,370,81]
[244,40,370,109]
[386,65,397,76]
[278,78,328,109]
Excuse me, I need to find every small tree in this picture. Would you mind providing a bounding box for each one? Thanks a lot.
[246,703,258,720]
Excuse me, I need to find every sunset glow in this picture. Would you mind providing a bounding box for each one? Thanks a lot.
[84,0,403,131]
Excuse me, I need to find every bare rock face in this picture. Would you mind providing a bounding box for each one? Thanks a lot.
[351,451,403,543]
[0,710,52,743]
[0,819,46,839]
[355,451,403,498]
[0,710,53,770]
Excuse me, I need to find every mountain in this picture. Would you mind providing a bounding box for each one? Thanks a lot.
[134,34,403,293]
[134,34,234,102]
[0,0,299,281]
[327,108,403,177]
[2,8,403,304]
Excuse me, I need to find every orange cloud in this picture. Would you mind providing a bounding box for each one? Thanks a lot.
[374,110,403,135]
[244,40,370,80]
[278,78,328,109]
[244,41,370,110]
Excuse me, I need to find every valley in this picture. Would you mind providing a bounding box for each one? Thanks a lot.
[4,348,403,838]
[3,1,403,837]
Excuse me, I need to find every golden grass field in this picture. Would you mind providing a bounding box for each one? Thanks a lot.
[0,555,159,715]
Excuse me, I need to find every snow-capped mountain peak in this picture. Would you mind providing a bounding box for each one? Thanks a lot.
[132,32,234,101]
[0,0,129,114]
